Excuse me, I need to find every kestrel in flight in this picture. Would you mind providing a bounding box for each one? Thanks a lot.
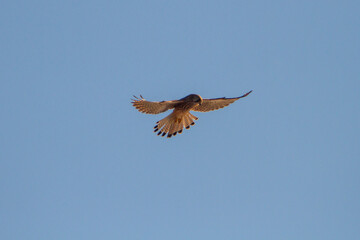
[132,90,252,138]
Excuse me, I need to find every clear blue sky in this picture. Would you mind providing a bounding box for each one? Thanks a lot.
[1,1,359,239]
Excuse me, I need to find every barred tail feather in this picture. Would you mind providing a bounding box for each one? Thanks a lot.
[189,112,199,121]
[183,115,191,129]
[153,112,198,138]
[184,113,197,129]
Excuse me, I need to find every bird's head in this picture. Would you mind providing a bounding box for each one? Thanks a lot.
[183,94,203,105]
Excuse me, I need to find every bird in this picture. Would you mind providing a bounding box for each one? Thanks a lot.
[131,90,252,138]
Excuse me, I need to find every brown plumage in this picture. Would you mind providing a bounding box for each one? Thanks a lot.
[131,90,252,138]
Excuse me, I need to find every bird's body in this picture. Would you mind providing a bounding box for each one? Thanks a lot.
[132,91,252,138]
[174,94,203,111]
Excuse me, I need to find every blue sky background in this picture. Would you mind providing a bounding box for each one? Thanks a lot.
[1,1,359,239]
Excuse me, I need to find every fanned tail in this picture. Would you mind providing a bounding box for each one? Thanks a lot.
[153,112,198,138]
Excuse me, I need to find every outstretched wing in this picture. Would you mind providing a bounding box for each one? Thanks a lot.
[131,95,179,114]
[192,90,252,112]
